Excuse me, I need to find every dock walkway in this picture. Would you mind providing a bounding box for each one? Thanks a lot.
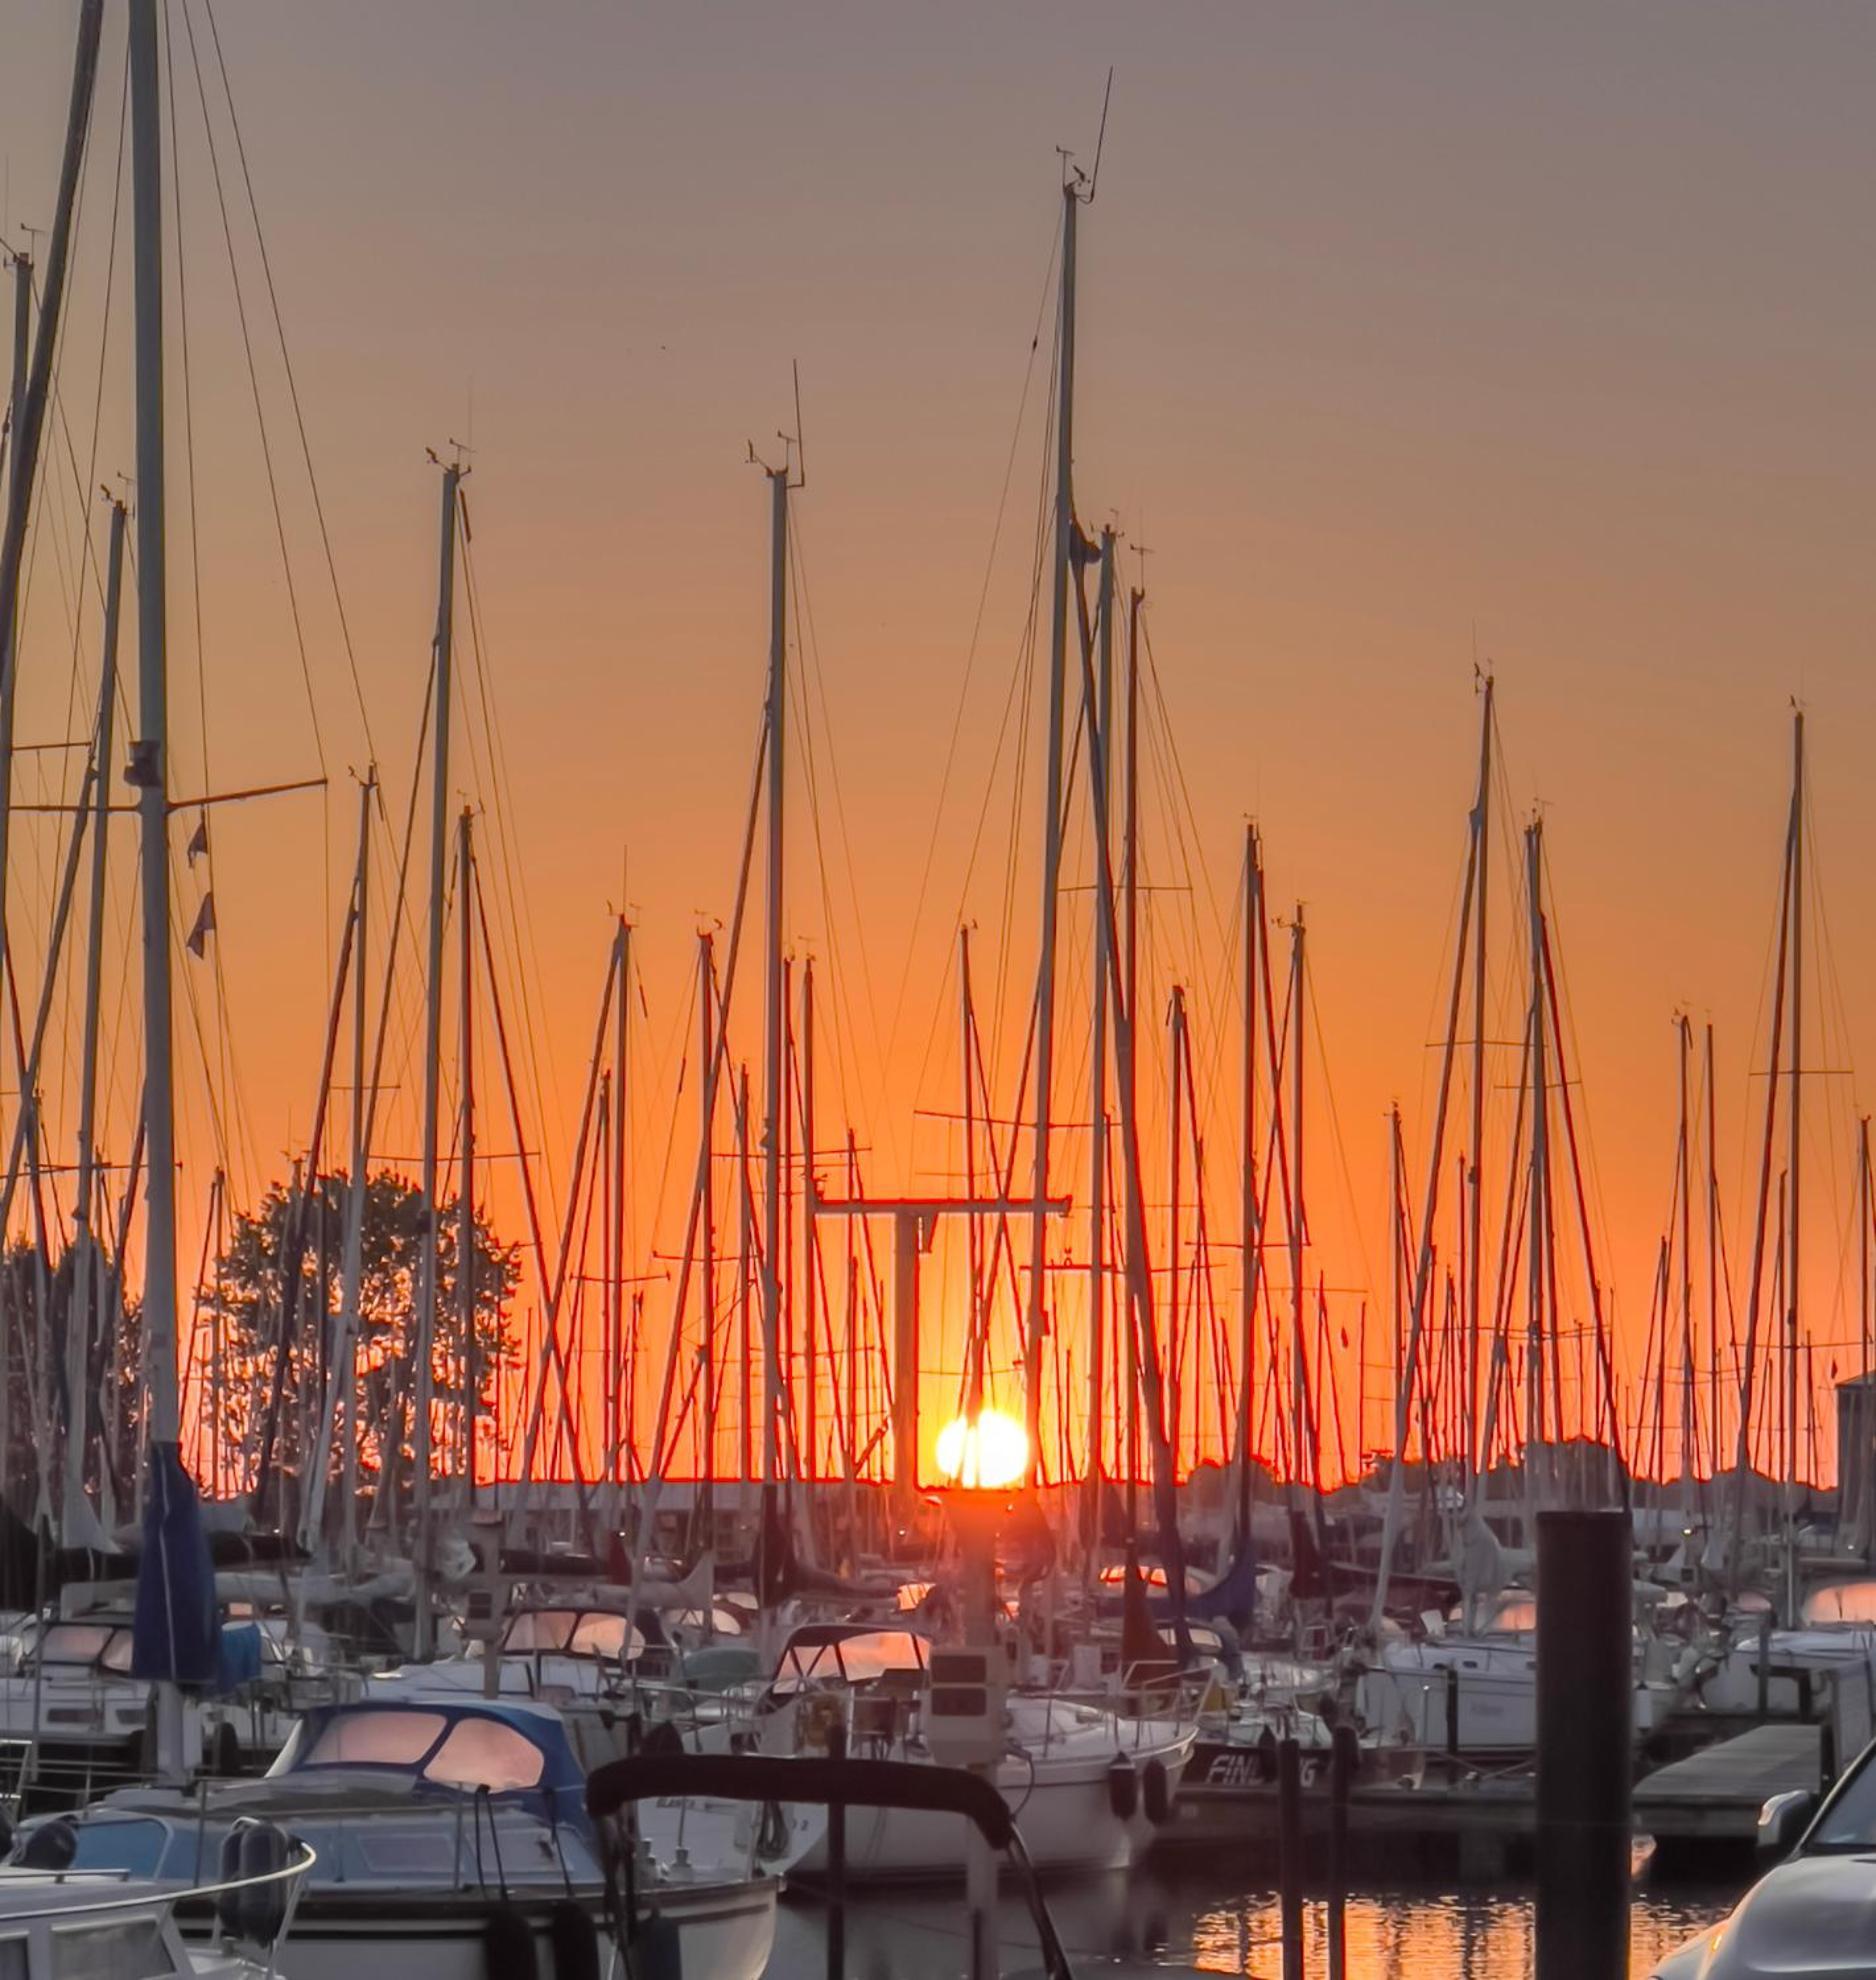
[1634,1724,1822,1848]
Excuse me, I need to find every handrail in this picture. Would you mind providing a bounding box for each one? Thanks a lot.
[0,1838,317,1926]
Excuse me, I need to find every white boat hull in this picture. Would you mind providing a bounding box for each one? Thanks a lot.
[789,1743,1190,1881]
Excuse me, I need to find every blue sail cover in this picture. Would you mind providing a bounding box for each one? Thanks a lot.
[131,1443,220,1684]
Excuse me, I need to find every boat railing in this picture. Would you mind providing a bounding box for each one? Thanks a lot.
[0,1829,316,1972]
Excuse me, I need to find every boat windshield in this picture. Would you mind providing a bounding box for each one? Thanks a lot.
[292,1709,449,1770]
[500,1610,642,1659]
[1803,1582,1876,1626]
[36,1624,120,1668]
[773,1631,926,1695]
[274,1707,551,1794]
[422,1717,546,1792]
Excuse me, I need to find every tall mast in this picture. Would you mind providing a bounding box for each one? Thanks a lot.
[698,930,717,1516]
[1785,711,1805,1610]
[1086,528,1115,1537]
[801,955,818,1482]
[611,917,629,1525]
[129,0,178,1453]
[1233,827,1263,1552]
[1707,1022,1720,1480]
[1289,909,1307,1500]
[456,807,477,1499]
[414,458,460,1652]
[1466,679,1492,1480]
[761,464,789,1506]
[62,496,125,1536]
[1026,175,1081,1476]
[1122,584,1141,1510]
[300,772,373,1557]
[1167,982,1186,1474]
[1678,1014,1695,1497]
[1524,819,1549,1508]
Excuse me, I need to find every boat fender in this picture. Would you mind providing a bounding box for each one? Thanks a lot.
[211,1719,242,1778]
[0,1811,13,1861]
[1106,1755,1139,1821]
[214,1826,246,1941]
[633,1910,684,1980]
[756,1798,789,1860]
[484,1900,538,1980]
[16,1818,76,1872]
[235,1820,292,1947]
[1256,1727,1279,1783]
[1142,1757,1173,1825]
[548,1898,600,1980]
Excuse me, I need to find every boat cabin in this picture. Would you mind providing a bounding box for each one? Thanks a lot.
[269,1697,592,1835]
[767,1625,929,1701]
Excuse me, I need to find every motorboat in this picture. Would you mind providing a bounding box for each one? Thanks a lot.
[753,1623,1197,1879]
[9,1695,777,1980]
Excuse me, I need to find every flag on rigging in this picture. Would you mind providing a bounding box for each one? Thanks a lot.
[186,893,216,958]
[185,813,208,866]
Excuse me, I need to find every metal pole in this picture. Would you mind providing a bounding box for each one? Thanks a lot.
[457,807,476,1501]
[1026,179,1078,1479]
[1536,1508,1632,1980]
[1467,680,1492,1479]
[761,469,788,1499]
[63,497,124,1535]
[1087,529,1115,1536]
[698,931,716,1522]
[414,460,460,1652]
[1277,1733,1304,1980]
[1786,712,1804,1620]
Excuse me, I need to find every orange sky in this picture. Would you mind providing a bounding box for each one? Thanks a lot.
[4,1,1876,1490]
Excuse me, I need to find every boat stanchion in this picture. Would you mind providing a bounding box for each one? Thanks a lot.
[825,1722,847,1980]
[1536,1508,1632,1980]
[1328,1720,1357,1980]
[1276,1733,1303,1980]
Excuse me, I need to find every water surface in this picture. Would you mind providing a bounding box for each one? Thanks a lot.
[768,1867,1739,1978]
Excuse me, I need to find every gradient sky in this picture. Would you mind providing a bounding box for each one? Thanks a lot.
[4,1,1876,1483]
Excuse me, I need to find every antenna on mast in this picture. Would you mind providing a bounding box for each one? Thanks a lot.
[1087,67,1115,202]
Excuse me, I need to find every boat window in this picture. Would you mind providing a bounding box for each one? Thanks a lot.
[501,1611,577,1653]
[359,1832,462,1876]
[300,1710,448,1768]
[1486,1598,1538,1634]
[423,1717,547,1791]
[36,1625,114,1666]
[567,1614,637,1659]
[1804,1582,1876,1625]
[50,1920,171,1978]
[56,1817,170,1877]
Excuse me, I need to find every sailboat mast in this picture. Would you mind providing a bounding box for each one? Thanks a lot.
[335,774,373,1559]
[414,460,459,1647]
[698,930,717,1514]
[1288,910,1307,1499]
[63,497,125,1535]
[1524,820,1549,1494]
[129,0,179,1452]
[1027,178,1080,1477]
[761,465,789,1501]
[298,773,375,1555]
[456,807,477,1498]
[1234,826,1262,1550]
[1707,1022,1720,1479]
[1466,680,1492,1480]
[1678,1014,1695,1496]
[1087,529,1115,1532]
[1785,711,1804,1608]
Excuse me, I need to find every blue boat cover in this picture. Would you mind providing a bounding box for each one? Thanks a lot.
[215,1620,264,1691]
[131,1444,220,1685]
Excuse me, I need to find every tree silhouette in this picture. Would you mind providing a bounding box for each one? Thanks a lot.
[203,1169,518,1508]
